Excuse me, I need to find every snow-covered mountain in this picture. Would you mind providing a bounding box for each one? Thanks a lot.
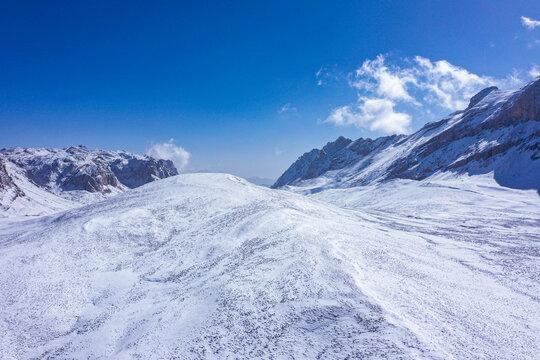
[1,81,539,360]
[0,173,538,359]
[0,146,177,216]
[273,77,540,191]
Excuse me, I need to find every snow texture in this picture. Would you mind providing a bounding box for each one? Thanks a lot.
[0,173,538,359]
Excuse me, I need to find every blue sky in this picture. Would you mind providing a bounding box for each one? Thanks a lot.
[1,1,539,179]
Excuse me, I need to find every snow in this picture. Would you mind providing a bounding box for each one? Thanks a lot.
[0,145,177,217]
[1,78,539,359]
[0,160,78,217]
[1,173,538,359]
[273,79,540,192]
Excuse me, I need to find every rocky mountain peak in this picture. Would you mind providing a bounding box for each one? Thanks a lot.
[0,146,179,216]
[467,86,499,108]
[274,77,539,191]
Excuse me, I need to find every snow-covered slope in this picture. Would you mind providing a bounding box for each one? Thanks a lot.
[274,77,540,191]
[1,173,538,359]
[0,159,77,217]
[0,146,178,217]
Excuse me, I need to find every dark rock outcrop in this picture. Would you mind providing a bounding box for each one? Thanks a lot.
[0,156,25,207]
[0,146,178,194]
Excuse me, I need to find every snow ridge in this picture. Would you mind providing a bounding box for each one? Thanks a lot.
[0,173,538,359]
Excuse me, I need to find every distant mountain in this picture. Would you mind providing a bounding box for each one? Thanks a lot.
[0,145,177,216]
[274,77,540,191]
[246,176,276,187]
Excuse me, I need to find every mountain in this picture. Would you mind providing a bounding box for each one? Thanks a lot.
[1,173,538,359]
[273,77,540,191]
[0,145,178,216]
[245,176,276,187]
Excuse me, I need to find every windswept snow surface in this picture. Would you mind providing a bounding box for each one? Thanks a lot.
[0,173,539,359]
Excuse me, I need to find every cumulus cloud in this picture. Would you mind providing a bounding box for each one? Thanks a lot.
[351,55,418,103]
[146,139,190,171]
[350,54,500,111]
[323,54,536,135]
[325,98,411,134]
[412,56,493,110]
[521,16,540,30]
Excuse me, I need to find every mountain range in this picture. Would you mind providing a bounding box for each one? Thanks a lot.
[0,78,539,359]
[273,78,539,192]
[0,146,177,216]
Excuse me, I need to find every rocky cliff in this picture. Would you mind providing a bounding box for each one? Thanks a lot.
[0,146,178,216]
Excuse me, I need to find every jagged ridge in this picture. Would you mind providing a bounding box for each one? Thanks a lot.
[274,77,540,191]
[0,145,178,216]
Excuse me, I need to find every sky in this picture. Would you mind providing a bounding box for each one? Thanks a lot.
[1,1,539,180]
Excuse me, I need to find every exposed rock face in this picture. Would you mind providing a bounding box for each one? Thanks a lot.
[110,157,177,189]
[273,136,352,188]
[273,134,406,188]
[0,157,24,197]
[0,156,26,214]
[0,146,178,216]
[467,86,498,108]
[274,77,540,191]
[387,78,539,188]
[0,146,178,194]
[0,157,14,191]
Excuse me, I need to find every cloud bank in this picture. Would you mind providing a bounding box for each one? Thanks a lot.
[146,139,190,171]
[325,54,532,135]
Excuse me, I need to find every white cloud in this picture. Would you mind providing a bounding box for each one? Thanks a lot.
[315,65,340,86]
[325,106,361,126]
[521,16,540,30]
[146,139,190,171]
[323,54,537,135]
[495,68,525,89]
[351,55,530,112]
[325,98,411,134]
[413,56,492,110]
[352,55,418,103]
[315,67,326,86]
[530,64,540,78]
[349,55,498,111]
[279,103,296,114]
